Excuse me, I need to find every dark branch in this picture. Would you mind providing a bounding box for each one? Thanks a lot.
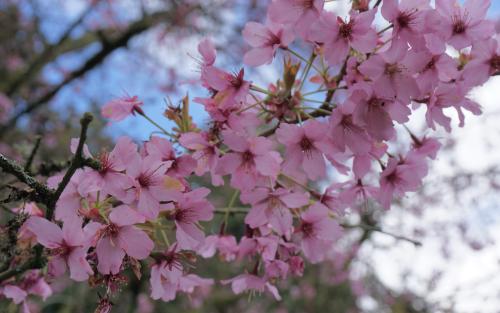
[0,9,185,137]
[0,154,54,200]
[5,1,97,96]
[49,113,93,219]
[24,135,42,173]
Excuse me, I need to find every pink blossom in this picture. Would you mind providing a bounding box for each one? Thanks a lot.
[243,22,294,66]
[377,154,427,209]
[12,202,43,216]
[297,203,341,263]
[276,120,332,180]
[423,83,482,132]
[198,38,216,67]
[338,179,378,210]
[179,132,223,186]
[216,130,282,190]
[144,136,196,178]
[222,273,281,300]
[101,95,144,121]
[381,0,431,50]
[127,155,170,219]
[265,259,290,279]
[358,44,420,101]
[436,0,494,50]
[464,38,500,86]
[95,205,154,274]
[150,253,183,301]
[289,255,305,276]
[328,104,372,155]
[78,137,136,202]
[238,235,279,261]
[241,187,309,237]
[167,188,214,250]
[203,67,250,109]
[346,87,402,142]
[268,0,324,39]
[404,39,459,93]
[25,216,95,281]
[199,235,239,261]
[309,9,377,65]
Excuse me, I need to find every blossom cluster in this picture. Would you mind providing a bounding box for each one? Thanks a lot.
[2,0,499,310]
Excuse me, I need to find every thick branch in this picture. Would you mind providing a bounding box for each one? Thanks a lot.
[0,154,54,200]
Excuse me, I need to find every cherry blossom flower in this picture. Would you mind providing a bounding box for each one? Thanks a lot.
[381,0,431,50]
[199,235,239,261]
[436,0,494,50]
[166,188,214,250]
[216,130,282,190]
[203,67,250,109]
[309,9,377,65]
[276,120,333,180]
[221,273,281,300]
[25,217,96,281]
[101,95,144,121]
[179,132,223,186]
[464,38,500,86]
[268,0,324,39]
[358,43,420,101]
[144,136,196,178]
[241,187,309,237]
[127,154,171,219]
[78,137,136,201]
[243,21,294,66]
[297,203,342,263]
[95,205,154,274]
[377,154,427,209]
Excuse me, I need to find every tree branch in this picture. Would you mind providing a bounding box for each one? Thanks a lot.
[48,113,93,219]
[24,135,42,173]
[4,1,98,96]
[0,8,189,137]
[0,154,54,200]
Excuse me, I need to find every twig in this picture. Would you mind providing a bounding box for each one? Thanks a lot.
[49,113,93,219]
[24,135,42,173]
[340,222,422,246]
[0,246,45,283]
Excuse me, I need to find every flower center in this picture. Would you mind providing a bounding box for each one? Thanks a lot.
[396,9,417,29]
[99,152,113,174]
[490,55,500,72]
[299,136,313,153]
[385,63,402,76]
[230,69,245,89]
[368,97,385,108]
[451,12,469,35]
[241,150,255,167]
[300,221,315,237]
[49,244,72,257]
[424,57,437,72]
[338,20,353,39]
[103,223,120,238]
[301,0,314,9]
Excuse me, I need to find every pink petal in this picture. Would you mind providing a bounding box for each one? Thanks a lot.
[25,217,63,249]
[117,226,154,260]
[96,237,126,275]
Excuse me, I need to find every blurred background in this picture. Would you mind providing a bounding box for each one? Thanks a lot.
[1,0,500,312]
